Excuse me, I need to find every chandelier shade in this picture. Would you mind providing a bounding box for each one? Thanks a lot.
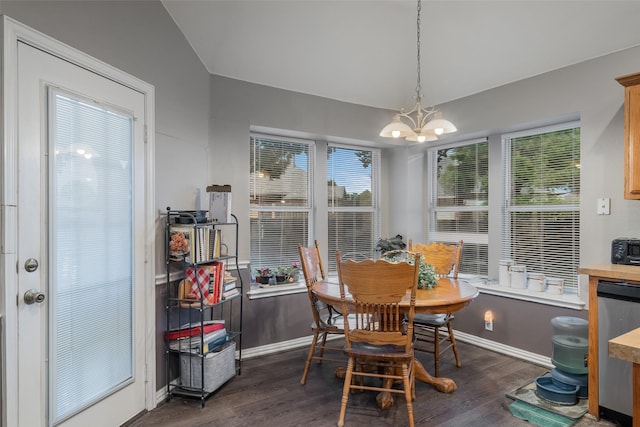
[421,117,457,136]
[379,115,414,138]
[379,0,457,145]
[406,131,438,143]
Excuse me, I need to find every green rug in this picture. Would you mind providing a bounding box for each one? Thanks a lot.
[508,400,577,427]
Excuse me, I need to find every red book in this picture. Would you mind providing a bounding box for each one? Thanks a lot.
[163,321,224,341]
[213,261,224,303]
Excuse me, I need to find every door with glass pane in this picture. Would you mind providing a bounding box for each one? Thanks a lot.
[17,41,147,427]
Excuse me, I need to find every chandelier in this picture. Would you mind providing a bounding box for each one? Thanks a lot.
[379,0,457,144]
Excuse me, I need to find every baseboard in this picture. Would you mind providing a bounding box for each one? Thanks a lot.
[154,330,552,406]
[454,330,553,369]
[239,334,342,359]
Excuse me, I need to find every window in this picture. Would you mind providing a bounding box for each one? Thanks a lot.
[502,123,581,294]
[249,134,312,274]
[327,145,380,272]
[428,138,489,276]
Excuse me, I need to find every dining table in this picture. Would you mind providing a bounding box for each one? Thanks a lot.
[312,276,479,408]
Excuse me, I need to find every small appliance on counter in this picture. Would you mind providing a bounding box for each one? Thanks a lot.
[535,316,588,405]
[611,237,640,265]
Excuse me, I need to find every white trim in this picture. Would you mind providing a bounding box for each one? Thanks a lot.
[246,282,307,299]
[502,120,581,140]
[426,136,489,152]
[467,280,585,310]
[1,16,156,426]
[454,330,552,369]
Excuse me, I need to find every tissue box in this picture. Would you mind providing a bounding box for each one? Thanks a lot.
[207,184,232,223]
[180,341,236,392]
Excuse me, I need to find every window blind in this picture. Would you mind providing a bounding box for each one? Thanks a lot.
[502,123,581,294]
[51,89,134,422]
[429,138,489,275]
[327,145,379,272]
[249,134,312,275]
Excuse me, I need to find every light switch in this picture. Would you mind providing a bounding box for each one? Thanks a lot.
[597,197,610,215]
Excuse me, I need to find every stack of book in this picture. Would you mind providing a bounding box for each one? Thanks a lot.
[222,274,239,300]
[165,320,228,354]
[169,224,221,263]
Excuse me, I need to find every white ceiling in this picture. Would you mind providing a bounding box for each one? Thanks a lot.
[162,0,640,111]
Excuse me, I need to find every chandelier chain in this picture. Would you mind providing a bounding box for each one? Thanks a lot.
[415,0,422,98]
[378,0,456,143]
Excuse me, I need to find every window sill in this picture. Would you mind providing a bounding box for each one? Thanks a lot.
[469,280,585,310]
[244,275,585,309]
[246,281,307,300]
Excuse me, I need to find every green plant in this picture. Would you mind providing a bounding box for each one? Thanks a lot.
[275,262,300,280]
[381,250,437,289]
[285,262,300,277]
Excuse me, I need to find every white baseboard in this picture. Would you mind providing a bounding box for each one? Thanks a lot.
[154,330,552,406]
[454,330,553,369]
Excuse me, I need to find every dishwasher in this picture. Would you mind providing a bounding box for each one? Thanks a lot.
[597,280,640,426]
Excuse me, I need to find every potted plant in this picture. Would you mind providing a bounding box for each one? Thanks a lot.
[275,267,288,284]
[254,267,272,284]
[381,250,437,289]
[285,262,301,282]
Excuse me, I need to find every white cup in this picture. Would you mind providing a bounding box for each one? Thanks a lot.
[546,277,564,295]
[527,272,545,292]
[510,265,527,289]
[499,259,514,287]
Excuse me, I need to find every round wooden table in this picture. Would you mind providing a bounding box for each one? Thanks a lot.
[312,277,479,407]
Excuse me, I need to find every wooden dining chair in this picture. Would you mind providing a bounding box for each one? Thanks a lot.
[335,251,421,427]
[408,240,464,377]
[298,241,346,385]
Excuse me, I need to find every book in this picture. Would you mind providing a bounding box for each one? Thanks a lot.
[195,225,216,263]
[206,260,224,303]
[185,264,215,300]
[212,228,222,258]
[164,320,224,341]
[169,225,194,262]
[223,280,237,292]
[169,328,227,353]
[222,288,240,300]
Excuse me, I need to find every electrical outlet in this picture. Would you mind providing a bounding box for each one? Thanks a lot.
[484,318,493,331]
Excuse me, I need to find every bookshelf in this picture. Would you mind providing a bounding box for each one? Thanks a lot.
[164,208,243,406]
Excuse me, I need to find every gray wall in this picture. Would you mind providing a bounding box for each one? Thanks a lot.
[392,45,640,354]
[5,0,640,393]
[1,0,212,392]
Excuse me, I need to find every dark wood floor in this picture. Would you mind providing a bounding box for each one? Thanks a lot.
[129,341,617,427]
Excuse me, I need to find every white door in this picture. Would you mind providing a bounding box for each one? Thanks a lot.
[16,40,148,427]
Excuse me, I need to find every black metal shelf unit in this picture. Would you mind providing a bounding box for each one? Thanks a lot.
[164,208,243,407]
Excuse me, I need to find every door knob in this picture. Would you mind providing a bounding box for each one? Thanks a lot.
[24,289,46,305]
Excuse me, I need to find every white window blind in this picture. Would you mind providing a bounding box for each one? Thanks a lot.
[50,89,134,422]
[429,138,489,275]
[249,134,312,276]
[327,145,379,272]
[502,123,581,294]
